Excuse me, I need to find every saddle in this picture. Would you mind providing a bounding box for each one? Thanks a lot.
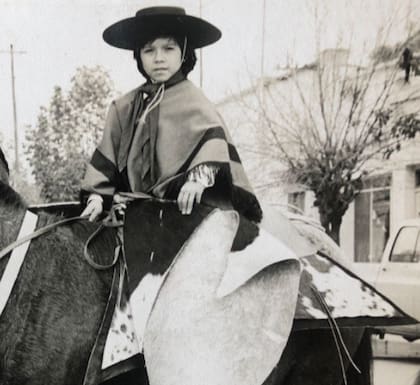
[84,199,415,385]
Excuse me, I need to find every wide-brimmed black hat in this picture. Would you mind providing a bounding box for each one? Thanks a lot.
[103,6,222,50]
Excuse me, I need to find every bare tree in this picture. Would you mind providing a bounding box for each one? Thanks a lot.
[223,0,420,244]
[233,42,420,244]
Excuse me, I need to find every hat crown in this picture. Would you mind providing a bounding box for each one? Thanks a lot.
[104,6,221,50]
[136,6,186,18]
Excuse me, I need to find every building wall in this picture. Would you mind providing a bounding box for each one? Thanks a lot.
[340,201,355,260]
[391,166,415,233]
[338,137,420,261]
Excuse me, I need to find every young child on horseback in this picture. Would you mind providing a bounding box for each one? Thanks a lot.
[81,6,262,224]
[78,9,267,383]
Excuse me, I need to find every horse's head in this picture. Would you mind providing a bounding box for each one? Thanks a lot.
[0,147,10,185]
[0,147,25,214]
[0,147,27,250]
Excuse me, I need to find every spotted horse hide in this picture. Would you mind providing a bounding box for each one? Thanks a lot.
[93,199,413,385]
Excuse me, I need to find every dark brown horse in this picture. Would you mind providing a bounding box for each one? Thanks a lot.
[0,149,371,385]
[0,149,118,385]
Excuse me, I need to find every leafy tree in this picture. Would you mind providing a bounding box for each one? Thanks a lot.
[26,66,114,201]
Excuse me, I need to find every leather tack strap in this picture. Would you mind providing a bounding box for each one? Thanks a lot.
[0,208,125,318]
[0,210,38,316]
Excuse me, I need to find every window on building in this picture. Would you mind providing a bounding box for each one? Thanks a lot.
[416,169,420,217]
[389,227,420,263]
[415,169,420,187]
[362,174,392,189]
[354,175,391,262]
[287,191,305,214]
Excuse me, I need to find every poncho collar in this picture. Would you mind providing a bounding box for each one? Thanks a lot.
[138,70,186,96]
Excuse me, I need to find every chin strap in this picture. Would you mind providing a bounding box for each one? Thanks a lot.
[139,83,165,126]
[181,36,187,62]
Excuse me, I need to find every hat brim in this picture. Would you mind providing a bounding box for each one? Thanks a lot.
[103,14,222,50]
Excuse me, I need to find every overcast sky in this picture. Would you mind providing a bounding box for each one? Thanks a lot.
[0,0,418,150]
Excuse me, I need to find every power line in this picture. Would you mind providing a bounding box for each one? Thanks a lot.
[199,0,203,88]
[258,0,267,114]
[260,0,267,95]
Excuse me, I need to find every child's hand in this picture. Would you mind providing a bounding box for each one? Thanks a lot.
[81,195,103,222]
[177,181,205,215]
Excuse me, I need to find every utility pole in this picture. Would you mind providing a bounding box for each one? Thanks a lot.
[199,0,203,88]
[0,44,26,173]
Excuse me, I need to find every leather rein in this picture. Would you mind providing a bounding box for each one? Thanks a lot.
[0,215,85,261]
[0,206,124,269]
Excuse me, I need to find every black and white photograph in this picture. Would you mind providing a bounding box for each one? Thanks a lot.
[0,1,420,384]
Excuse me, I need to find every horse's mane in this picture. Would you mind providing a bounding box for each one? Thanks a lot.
[0,181,26,210]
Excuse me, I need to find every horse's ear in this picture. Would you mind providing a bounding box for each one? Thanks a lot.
[0,148,9,175]
[0,147,10,185]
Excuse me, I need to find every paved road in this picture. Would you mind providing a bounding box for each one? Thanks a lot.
[373,359,420,385]
[372,335,420,385]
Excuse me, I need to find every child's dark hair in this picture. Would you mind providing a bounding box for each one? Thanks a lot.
[133,34,197,80]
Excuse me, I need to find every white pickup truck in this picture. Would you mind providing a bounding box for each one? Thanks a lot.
[353,218,420,341]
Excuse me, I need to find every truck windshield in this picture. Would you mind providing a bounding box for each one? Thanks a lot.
[389,226,420,263]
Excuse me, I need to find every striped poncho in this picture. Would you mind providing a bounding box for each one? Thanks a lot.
[82,75,262,222]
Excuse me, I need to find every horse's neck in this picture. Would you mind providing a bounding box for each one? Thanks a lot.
[0,207,25,248]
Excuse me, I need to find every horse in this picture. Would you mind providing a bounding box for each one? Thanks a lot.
[0,149,121,385]
[0,149,373,385]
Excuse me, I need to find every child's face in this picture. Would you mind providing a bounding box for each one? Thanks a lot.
[140,37,183,83]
